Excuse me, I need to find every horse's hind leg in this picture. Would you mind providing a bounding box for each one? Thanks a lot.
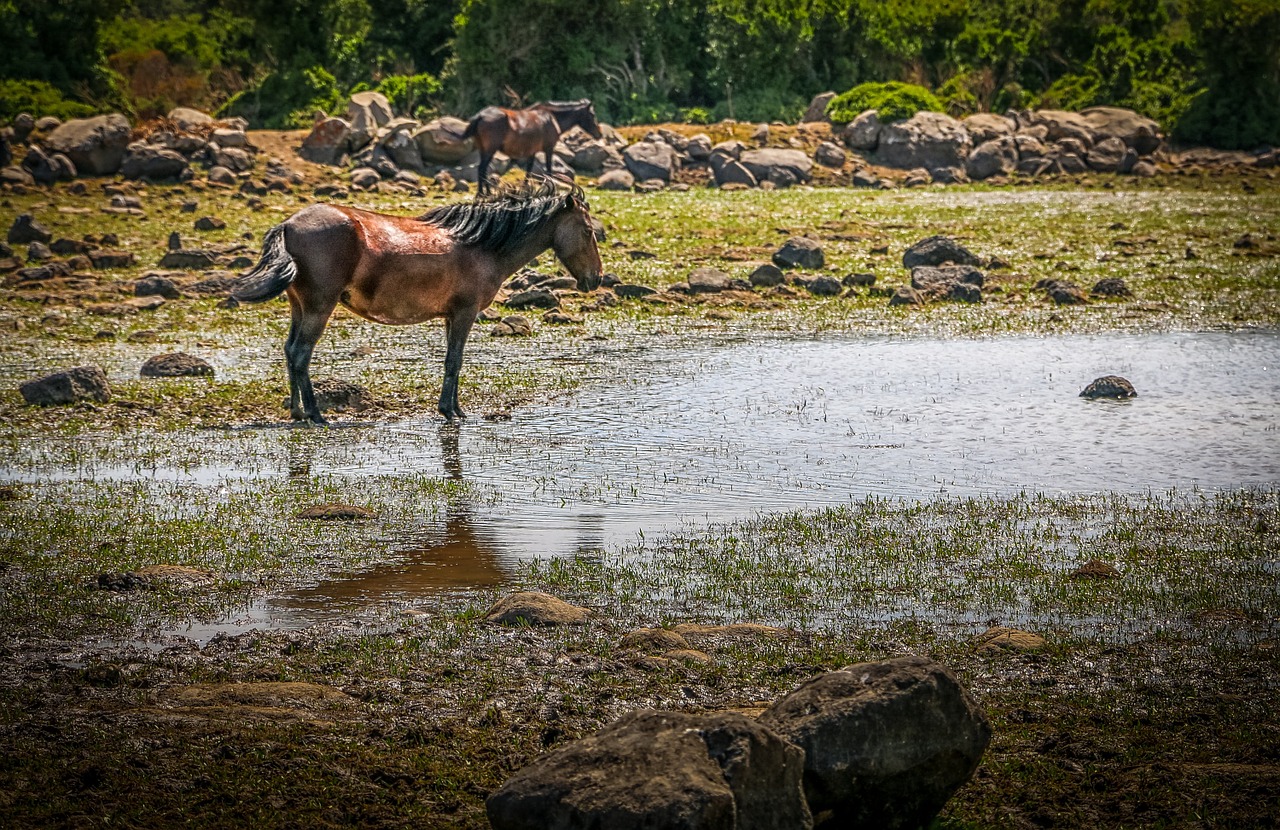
[439,309,477,420]
[285,291,338,426]
[476,151,492,195]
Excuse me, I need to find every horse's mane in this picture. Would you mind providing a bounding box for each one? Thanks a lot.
[420,179,583,255]
[539,99,592,113]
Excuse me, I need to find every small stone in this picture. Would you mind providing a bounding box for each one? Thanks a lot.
[139,353,214,378]
[975,626,1045,652]
[295,503,378,520]
[749,263,785,287]
[19,366,111,405]
[1080,375,1137,399]
[620,628,691,653]
[903,235,980,268]
[135,275,181,300]
[485,592,590,626]
[7,213,51,245]
[1091,277,1132,297]
[194,216,226,231]
[688,267,730,293]
[490,315,533,336]
[772,237,825,270]
[1071,560,1121,579]
[889,285,924,306]
[614,283,658,299]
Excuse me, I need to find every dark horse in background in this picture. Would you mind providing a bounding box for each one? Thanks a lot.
[230,180,603,424]
[462,100,603,194]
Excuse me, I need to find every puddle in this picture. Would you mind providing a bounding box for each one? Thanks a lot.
[7,330,1280,638]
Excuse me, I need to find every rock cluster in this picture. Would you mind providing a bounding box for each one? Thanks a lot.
[488,655,990,830]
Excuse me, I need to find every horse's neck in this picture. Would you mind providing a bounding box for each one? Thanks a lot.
[491,216,561,279]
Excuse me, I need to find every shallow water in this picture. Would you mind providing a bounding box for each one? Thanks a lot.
[9,329,1280,635]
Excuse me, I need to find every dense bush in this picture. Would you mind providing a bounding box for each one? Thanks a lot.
[4,0,1276,148]
[825,82,943,124]
[0,80,97,122]
[219,67,346,129]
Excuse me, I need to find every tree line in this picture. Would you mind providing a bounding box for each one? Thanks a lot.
[1,0,1276,149]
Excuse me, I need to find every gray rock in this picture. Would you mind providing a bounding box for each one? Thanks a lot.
[207,165,236,185]
[212,146,253,173]
[911,265,985,295]
[299,118,353,166]
[614,283,658,299]
[741,148,813,185]
[572,142,624,174]
[381,126,425,172]
[711,154,757,188]
[210,128,248,148]
[947,282,983,303]
[140,353,214,378]
[44,114,132,174]
[889,286,924,306]
[350,167,381,190]
[966,137,1019,180]
[623,141,678,183]
[686,134,713,160]
[814,141,846,168]
[962,113,1016,144]
[841,110,882,151]
[1025,110,1096,146]
[902,235,980,268]
[412,117,473,164]
[1091,277,1132,297]
[348,91,393,127]
[21,145,75,183]
[7,213,51,245]
[505,288,560,310]
[26,241,52,261]
[19,366,111,405]
[1130,159,1158,177]
[852,168,880,188]
[120,142,189,180]
[903,168,932,187]
[749,263,785,287]
[773,238,824,270]
[802,91,837,123]
[799,275,843,296]
[194,216,225,231]
[487,709,812,830]
[87,250,137,269]
[135,275,181,299]
[596,169,635,191]
[1037,279,1088,305]
[1086,136,1135,173]
[158,249,218,270]
[12,112,35,144]
[876,112,971,173]
[688,267,731,293]
[760,657,990,830]
[1080,375,1137,399]
[167,107,213,132]
[1,166,35,187]
[1079,106,1163,155]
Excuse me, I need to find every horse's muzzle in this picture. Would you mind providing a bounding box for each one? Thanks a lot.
[578,272,602,292]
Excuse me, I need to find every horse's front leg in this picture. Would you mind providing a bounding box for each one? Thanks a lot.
[476,152,492,195]
[439,310,476,420]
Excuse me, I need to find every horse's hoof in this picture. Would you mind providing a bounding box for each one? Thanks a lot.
[307,415,330,427]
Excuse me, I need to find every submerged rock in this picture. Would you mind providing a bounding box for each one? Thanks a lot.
[295,503,378,520]
[974,626,1046,652]
[1080,375,1137,399]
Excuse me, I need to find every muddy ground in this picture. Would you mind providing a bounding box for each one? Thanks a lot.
[1,133,1279,828]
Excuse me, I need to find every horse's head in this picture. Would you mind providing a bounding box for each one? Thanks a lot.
[552,184,602,292]
[576,101,604,140]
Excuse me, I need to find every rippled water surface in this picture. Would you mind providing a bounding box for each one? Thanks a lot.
[9,330,1280,633]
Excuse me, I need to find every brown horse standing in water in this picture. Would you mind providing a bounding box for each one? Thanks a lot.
[230,180,602,424]
[463,100,603,194]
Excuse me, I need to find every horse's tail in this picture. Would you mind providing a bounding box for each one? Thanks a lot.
[231,224,296,303]
[461,115,479,141]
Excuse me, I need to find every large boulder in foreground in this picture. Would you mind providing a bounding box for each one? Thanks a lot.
[487,709,812,830]
[875,112,972,174]
[43,114,132,175]
[19,366,111,405]
[760,656,990,830]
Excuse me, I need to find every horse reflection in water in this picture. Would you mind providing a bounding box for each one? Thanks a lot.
[280,426,505,610]
[231,178,602,424]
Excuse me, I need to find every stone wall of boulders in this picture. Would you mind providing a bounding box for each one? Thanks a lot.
[0,107,261,189]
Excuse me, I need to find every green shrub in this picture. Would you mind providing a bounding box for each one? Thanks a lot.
[219,66,345,129]
[679,107,712,125]
[0,79,97,122]
[710,87,805,124]
[824,82,942,124]
[1173,86,1280,150]
[376,73,442,119]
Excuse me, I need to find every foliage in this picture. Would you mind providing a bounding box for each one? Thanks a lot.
[825,81,943,124]
[377,73,443,119]
[0,80,97,122]
[218,67,346,129]
[4,0,1278,147]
